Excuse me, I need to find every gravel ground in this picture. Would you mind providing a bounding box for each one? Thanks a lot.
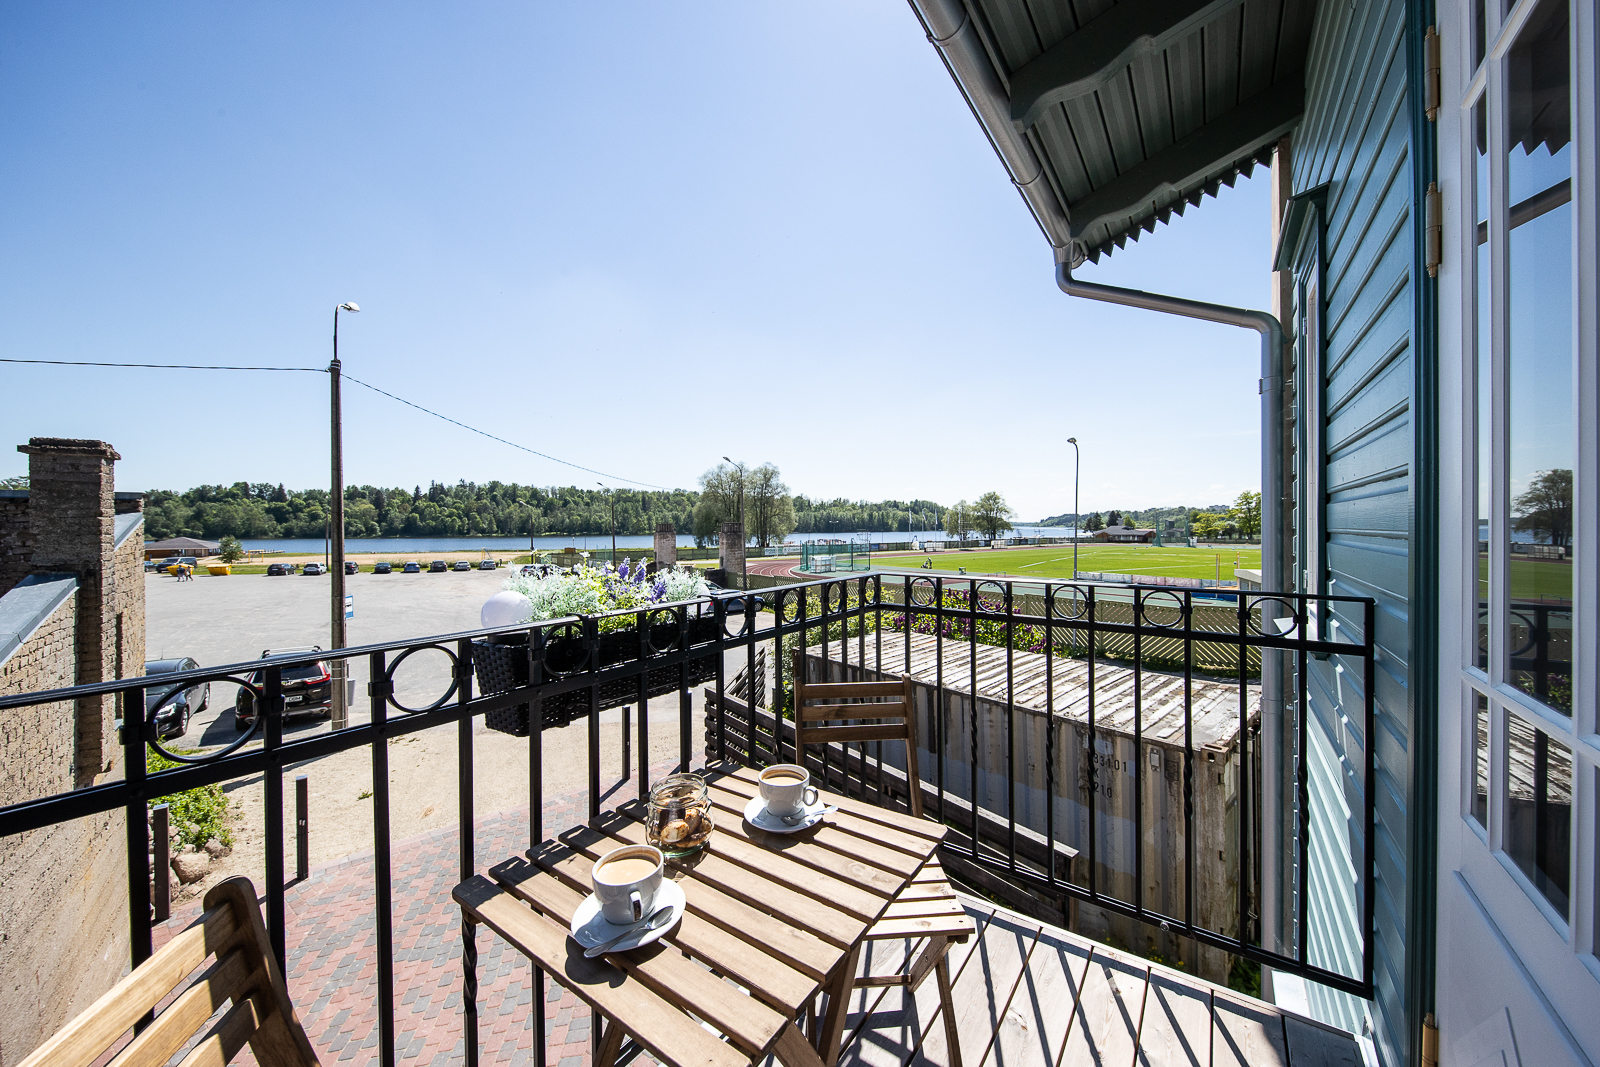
[144,570,720,904]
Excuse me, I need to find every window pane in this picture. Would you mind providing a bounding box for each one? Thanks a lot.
[1475,98,1491,671]
[1504,0,1573,714]
[1471,692,1489,827]
[1474,0,1487,70]
[1505,715,1572,918]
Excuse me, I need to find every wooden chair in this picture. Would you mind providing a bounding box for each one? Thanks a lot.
[21,876,320,1067]
[791,650,973,1067]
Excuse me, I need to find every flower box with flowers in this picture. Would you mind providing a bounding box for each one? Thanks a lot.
[472,561,721,735]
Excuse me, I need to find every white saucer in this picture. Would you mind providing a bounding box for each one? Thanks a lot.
[743,794,828,834]
[569,880,686,953]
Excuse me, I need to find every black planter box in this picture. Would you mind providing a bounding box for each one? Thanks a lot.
[473,616,723,737]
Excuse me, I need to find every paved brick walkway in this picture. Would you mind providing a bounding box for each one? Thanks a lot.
[155,764,687,1067]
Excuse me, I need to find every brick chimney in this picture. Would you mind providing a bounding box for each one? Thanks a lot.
[17,438,123,784]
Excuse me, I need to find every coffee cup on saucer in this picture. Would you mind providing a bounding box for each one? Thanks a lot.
[591,844,664,924]
[759,764,819,819]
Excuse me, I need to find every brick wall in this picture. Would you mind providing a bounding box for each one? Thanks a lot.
[0,590,129,1066]
[0,496,30,598]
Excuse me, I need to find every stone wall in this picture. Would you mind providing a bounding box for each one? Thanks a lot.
[653,523,677,568]
[718,521,745,578]
[0,587,128,1066]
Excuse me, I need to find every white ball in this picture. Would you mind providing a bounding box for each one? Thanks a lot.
[480,591,532,629]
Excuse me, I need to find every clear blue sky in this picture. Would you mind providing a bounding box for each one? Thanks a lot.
[1,2,1273,521]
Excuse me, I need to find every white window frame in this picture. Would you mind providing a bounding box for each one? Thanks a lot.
[1443,0,1600,1010]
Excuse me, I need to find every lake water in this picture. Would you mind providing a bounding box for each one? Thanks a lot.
[237,526,1071,555]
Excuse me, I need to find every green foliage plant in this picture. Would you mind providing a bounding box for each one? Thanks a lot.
[146,747,232,851]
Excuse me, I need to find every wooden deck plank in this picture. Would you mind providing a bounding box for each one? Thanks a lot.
[912,910,1037,1067]
[1281,1015,1365,1067]
[1211,993,1288,1067]
[1135,971,1213,1067]
[986,925,1092,1067]
[1055,950,1149,1067]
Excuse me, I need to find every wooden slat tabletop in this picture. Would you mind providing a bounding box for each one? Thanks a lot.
[455,762,946,1067]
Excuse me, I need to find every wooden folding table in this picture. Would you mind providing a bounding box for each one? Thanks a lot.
[454,762,947,1067]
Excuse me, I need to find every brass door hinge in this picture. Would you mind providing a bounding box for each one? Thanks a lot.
[1425,27,1442,120]
[1422,1012,1439,1067]
[1425,182,1443,278]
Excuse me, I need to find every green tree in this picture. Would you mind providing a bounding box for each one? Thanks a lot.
[1084,511,1104,532]
[1190,512,1227,540]
[1228,491,1262,539]
[945,501,973,541]
[746,463,795,548]
[972,491,1014,540]
[1106,509,1122,528]
[218,536,244,563]
[1513,469,1573,546]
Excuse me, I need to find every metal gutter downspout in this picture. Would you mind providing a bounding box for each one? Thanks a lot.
[1057,261,1290,956]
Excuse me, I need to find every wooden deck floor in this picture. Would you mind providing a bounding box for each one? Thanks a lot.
[836,895,1366,1067]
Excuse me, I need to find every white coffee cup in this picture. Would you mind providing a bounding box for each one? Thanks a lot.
[591,844,664,925]
[759,764,819,818]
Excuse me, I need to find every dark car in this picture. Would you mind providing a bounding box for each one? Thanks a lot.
[402,561,421,573]
[234,647,333,730]
[266,562,296,576]
[373,561,393,574]
[143,657,210,740]
[705,582,765,615]
[303,562,327,576]
[429,560,448,573]
[344,561,359,575]
[452,560,472,572]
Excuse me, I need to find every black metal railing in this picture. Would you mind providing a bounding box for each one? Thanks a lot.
[0,571,1378,1067]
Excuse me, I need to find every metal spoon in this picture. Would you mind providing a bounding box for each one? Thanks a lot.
[583,903,676,958]
[781,805,838,826]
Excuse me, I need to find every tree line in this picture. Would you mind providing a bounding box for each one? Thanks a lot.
[1040,492,1262,539]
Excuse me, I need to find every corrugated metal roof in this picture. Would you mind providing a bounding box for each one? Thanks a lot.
[915,0,1318,264]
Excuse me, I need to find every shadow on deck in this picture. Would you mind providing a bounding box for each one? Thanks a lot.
[839,895,1366,1067]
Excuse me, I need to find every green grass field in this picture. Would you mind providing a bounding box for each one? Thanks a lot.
[1480,555,1574,602]
[876,544,1261,582]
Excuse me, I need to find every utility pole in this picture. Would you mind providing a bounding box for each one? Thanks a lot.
[330,302,358,730]
[1068,437,1080,580]
[597,484,617,563]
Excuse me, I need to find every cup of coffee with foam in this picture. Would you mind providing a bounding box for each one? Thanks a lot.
[759,764,819,818]
[591,844,664,924]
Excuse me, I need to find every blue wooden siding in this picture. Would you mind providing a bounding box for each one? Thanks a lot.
[1289,0,1415,1062]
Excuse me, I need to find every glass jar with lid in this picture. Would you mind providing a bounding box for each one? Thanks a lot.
[646,773,714,857]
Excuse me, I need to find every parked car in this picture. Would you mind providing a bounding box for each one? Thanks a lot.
[705,581,765,614]
[402,561,421,573]
[519,563,559,578]
[345,561,359,575]
[452,560,472,572]
[477,559,497,571]
[266,563,295,576]
[303,562,327,576]
[155,557,197,575]
[143,657,209,740]
[429,560,448,573]
[373,561,393,574]
[234,647,333,730]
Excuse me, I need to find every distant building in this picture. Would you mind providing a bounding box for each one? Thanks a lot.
[1093,525,1156,544]
[142,536,220,560]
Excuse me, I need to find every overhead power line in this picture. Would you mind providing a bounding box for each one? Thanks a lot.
[0,357,321,372]
[341,374,672,491]
[2,357,675,492]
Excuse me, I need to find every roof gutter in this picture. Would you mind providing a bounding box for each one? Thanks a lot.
[909,0,1077,265]
[1058,262,1289,951]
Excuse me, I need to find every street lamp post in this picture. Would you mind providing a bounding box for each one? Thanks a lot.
[330,301,359,730]
[1068,437,1080,580]
[721,456,746,584]
[597,484,617,563]
[519,501,536,558]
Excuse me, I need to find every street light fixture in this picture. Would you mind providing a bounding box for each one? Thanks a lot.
[721,456,747,584]
[330,302,359,730]
[1068,437,1080,580]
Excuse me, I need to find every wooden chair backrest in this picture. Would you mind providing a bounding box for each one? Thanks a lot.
[21,875,320,1067]
[791,648,923,818]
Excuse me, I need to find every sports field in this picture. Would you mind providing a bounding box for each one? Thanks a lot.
[877,544,1260,582]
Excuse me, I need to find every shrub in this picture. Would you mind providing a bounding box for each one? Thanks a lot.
[147,747,233,851]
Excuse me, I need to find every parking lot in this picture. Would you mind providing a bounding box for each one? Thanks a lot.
[144,566,719,903]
